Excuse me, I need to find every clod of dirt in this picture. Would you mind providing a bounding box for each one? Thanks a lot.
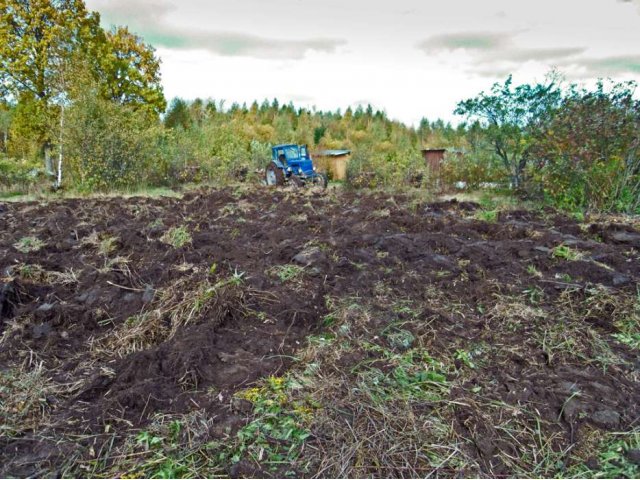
[561,397,585,422]
[627,449,640,466]
[555,381,580,396]
[37,303,55,313]
[32,323,52,339]
[231,397,253,414]
[0,281,19,319]
[612,273,631,286]
[589,409,621,429]
[585,457,600,470]
[609,231,640,246]
[293,246,327,266]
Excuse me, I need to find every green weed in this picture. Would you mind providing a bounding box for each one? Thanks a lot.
[454,349,477,369]
[98,235,119,256]
[524,285,545,304]
[565,431,639,479]
[148,218,164,229]
[552,245,583,261]
[475,209,498,222]
[269,264,304,282]
[356,344,449,404]
[13,236,45,253]
[527,264,542,277]
[232,376,313,473]
[612,332,640,350]
[161,226,192,248]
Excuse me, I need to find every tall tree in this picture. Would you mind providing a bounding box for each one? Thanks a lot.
[455,74,562,187]
[164,97,191,130]
[97,26,165,115]
[0,0,99,102]
[0,0,100,162]
[0,0,166,165]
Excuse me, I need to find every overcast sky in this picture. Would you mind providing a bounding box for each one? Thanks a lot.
[85,0,640,125]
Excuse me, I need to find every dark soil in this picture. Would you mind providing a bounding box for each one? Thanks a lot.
[0,187,638,477]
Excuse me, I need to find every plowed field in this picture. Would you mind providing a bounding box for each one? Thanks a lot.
[1,187,639,478]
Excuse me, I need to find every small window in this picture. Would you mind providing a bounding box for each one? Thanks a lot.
[284,146,299,159]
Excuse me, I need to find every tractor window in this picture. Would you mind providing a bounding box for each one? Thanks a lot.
[300,146,307,158]
[284,146,300,160]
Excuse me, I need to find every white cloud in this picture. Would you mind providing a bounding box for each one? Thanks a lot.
[85,0,640,124]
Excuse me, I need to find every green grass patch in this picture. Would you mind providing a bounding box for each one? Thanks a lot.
[268,264,304,283]
[565,430,639,478]
[161,226,192,248]
[552,244,583,261]
[13,236,45,253]
[475,209,498,222]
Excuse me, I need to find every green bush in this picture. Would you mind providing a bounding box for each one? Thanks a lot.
[530,80,640,213]
[0,155,43,191]
[63,88,164,192]
[440,151,507,189]
[345,146,426,189]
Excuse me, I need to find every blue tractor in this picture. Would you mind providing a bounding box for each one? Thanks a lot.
[265,144,328,189]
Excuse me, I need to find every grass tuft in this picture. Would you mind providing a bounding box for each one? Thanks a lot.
[161,226,192,248]
[13,236,45,253]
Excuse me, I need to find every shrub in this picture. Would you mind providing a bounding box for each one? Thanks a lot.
[0,155,43,191]
[440,151,507,189]
[63,87,164,192]
[530,80,640,213]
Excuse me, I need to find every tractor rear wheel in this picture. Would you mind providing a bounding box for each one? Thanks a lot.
[265,162,284,186]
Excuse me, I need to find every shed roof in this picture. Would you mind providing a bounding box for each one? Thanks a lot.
[421,148,446,153]
[317,149,351,157]
[421,148,465,154]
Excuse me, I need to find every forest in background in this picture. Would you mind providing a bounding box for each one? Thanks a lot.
[1,0,639,213]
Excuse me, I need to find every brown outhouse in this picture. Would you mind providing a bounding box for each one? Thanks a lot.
[312,149,351,180]
[421,148,446,175]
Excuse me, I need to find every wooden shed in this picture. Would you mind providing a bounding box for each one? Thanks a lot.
[312,149,351,180]
[421,148,446,175]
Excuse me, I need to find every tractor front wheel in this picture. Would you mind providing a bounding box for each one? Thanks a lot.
[314,173,328,190]
[265,163,284,186]
[290,175,304,188]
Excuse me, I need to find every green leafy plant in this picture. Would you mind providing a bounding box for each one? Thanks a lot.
[232,376,313,472]
[454,349,477,369]
[552,245,582,261]
[527,264,542,277]
[136,430,163,450]
[566,431,640,478]
[524,286,545,304]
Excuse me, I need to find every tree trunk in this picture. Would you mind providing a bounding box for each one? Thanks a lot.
[55,106,64,189]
